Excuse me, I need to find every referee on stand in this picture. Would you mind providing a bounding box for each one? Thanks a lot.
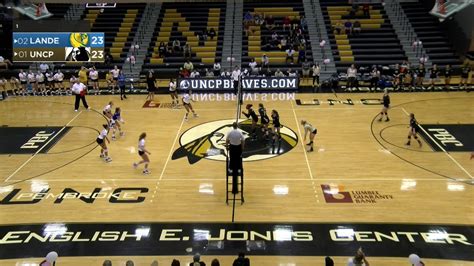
[71,79,90,112]
[226,122,245,194]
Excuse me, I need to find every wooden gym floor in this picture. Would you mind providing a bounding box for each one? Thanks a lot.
[0,92,473,265]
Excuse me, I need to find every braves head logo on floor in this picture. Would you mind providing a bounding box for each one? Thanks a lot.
[172,119,298,164]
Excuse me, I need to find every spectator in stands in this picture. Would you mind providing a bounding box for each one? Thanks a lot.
[254,12,264,25]
[285,47,295,64]
[249,58,259,76]
[184,60,194,72]
[333,21,343,35]
[347,247,370,266]
[172,39,181,53]
[261,54,269,68]
[271,31,279,42]
[274,69,285,77]
[291,16,299,30]
[325,256,334,266]
[363,4,370,17]
[232,252,250,266]
[300,15,307,32]
[179,67,190,78]
[297,47,306,64]
[221,68,231,77]
[415,63,426,89]
[244,11,254,25]
[287,68,297,77]
[166,42,173,57]
[312,63,320,89]
[201,29,208,41]
[183,43,192,60]
[353,20,361,35]
[190,69,200,78]
[208,28,216,40]
[104,50,113,65]
[347,64,358,90]
[349,3,359,18]
[279,37,288,51]
[393,63,402,90]
[190,254,205,266]
[344,20,353,35]
[265,15,275,31]
[205,68,214,77]
[282,16,291,31]
[158,42,166,58]
[171,259,180,266]
[0,55,13,69]
[369,66,380,92]
[213,61,221,76]
[39,62,50,74]
[211,259,220,266]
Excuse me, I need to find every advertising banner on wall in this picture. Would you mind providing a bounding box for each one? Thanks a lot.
[178,77,298,91]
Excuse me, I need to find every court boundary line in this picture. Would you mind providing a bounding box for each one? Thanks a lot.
[6,178,455,182]
[4,111,83,182]
[157,114,186,181]
[401,107,473,179]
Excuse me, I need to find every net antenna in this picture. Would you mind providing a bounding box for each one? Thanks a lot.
[429,0,474,21]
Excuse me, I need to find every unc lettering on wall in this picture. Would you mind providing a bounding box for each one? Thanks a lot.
[178,77,299,91]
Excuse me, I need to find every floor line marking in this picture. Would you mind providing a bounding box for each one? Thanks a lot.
[157,114,186,182]
[291,100,314,181]
[4,111,83,182]
[5,178,457,182]
[401,107,473,179]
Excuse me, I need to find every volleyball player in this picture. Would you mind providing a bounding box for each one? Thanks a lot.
[96,124,112,162]
[429,64,439,90]
[54,70,65,95]
[443,65,453,90]
[110,65,120,93]
[271,109,281,144]
[377,89,390,122]
[406,113,422,147]
[102,101,113,118]
[45,70,54,95]
[301,120,317,152]
[110,107,124,140]
[9,76,21,96]
[0,78,7,98]
[169,78,179,108]
[258,103,270,140]
[133,132,151,174]
[182,90,198,121]
[18,69,28,94]
[242,104,259,139]
[415,64,426,90]
[36,71,46,96]
[459,63,471,90]
[89,66,100,95]
[146,70,155,101]
[27,70,37,95]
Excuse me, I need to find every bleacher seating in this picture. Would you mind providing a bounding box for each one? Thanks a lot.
[142,2,225,78]
[321,0,407,73]
[242,0,313,72]
[401,2,461,66]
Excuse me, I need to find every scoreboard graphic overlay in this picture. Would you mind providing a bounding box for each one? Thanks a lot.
[13,32,105,62]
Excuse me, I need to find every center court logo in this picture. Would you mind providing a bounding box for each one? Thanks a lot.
[172,119,298,164]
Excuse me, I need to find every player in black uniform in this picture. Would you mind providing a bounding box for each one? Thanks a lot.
[242,104,259,139]
[378,89,390,122]
[258,103,270,140]
[443,65,453,90]
[415,64,426,90]
[271,109,281,144]
[406,113,422,147]
[393,64,401,90]
[459,63,471,91]
[429,64,439,90]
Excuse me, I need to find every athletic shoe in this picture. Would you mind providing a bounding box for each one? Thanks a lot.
[143,169,150,175]
[105,157,112,163]
[405,142,410,146]
[193,113,199,117]
[378,118,382,122]
[100,154,105,158]
[385,118,390,122]
[133,163,138,169]
[112,136,116,141]
[74,109,78,112]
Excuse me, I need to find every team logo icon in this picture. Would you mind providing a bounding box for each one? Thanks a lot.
[66,33,91,62]
[179,80,190,90]
[172,119,298,164]
[69,33,89,48]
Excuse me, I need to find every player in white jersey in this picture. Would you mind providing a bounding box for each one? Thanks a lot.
[0,78,7,98]
[102,101,113,118]
[9,77,21,96]
[109,107,124,140]
[182,90,198,121]
[27,71,37,95]
[18,70,28,93]
[110,65,120,93]
[89,66,100,95]
[96,124,112,162]
[133,132,151,174]
[36,71,46,96]
[301,120,317,152]
[45,71,55,94]
[169,78,178,108]
[54,70,65,95]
